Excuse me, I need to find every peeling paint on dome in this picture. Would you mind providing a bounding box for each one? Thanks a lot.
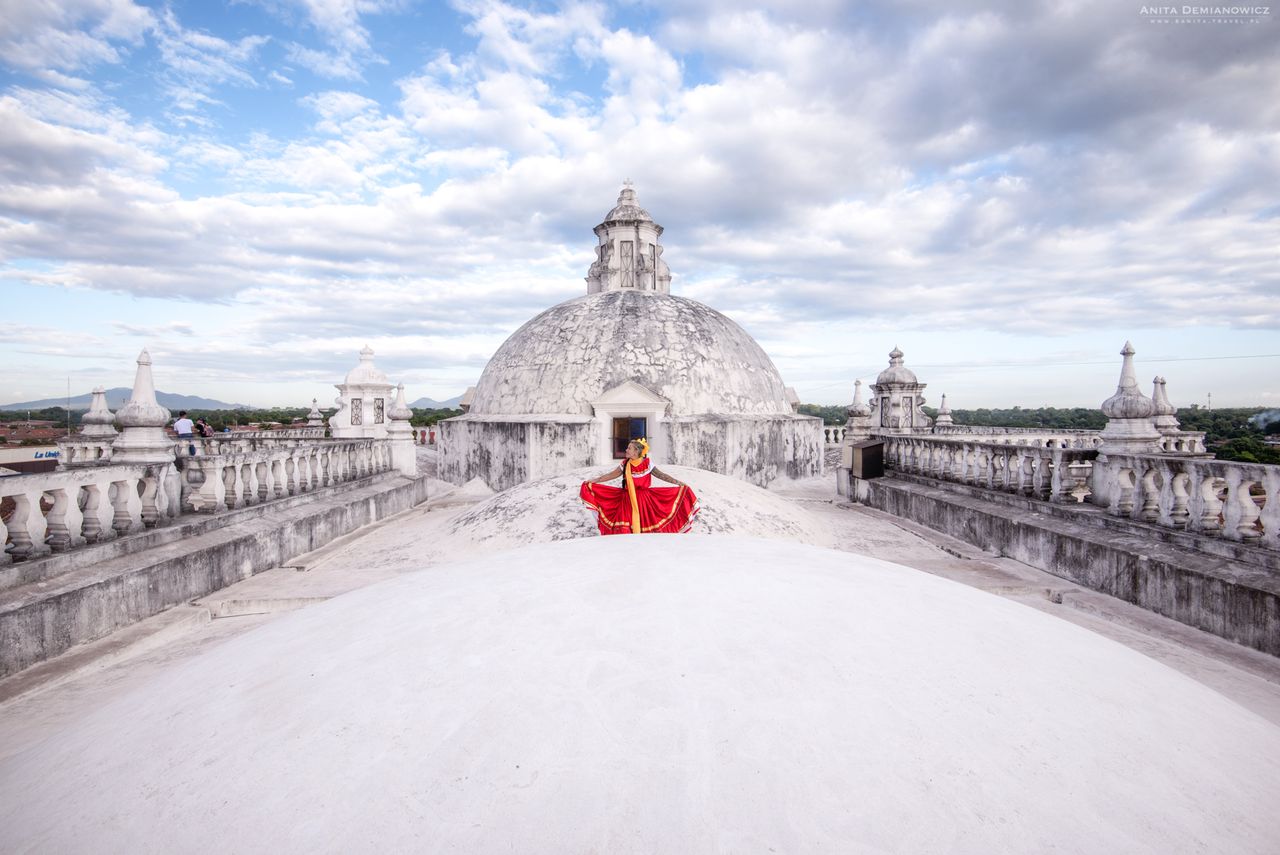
[469,291,793,417]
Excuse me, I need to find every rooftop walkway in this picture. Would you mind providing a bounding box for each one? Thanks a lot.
[3,458,1279,755]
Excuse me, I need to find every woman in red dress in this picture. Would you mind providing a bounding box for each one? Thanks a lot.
[579,438,699,535]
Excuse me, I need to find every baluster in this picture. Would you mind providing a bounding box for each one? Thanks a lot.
[1071,460,1093,503]
[1195,476,1225,536]
[1049,448,1064,501]
[81,482,115,542]
[1255,468,1280,549]
[0,500,9,565]
[139,474,162,528]
[6,491,52,561]
[1112,467,1136,517]
[45,486,86,551]
[1030,452,1047,500]
[224,462,243,509]
[1220,471,1245,541]
[254,461,269,502]
[272,459,286,498]
[1138,468,1160,523]
[1167,470,1190,529]
[112,478,144,536]
[1232,477,1262,542]
[242,463,259,505]
[190,461,227,512]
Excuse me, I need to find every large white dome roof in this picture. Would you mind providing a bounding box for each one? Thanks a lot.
[470,291,793,416]
[3,536,1278,852]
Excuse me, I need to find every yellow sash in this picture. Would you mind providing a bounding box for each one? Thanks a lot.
[625,459,643,534]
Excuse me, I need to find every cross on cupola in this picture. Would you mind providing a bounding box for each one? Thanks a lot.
[585,181,672,295]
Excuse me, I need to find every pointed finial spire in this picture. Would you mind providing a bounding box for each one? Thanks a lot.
[1152,375,1181,433]
[848,379,870,417]
[388,382,413,421]
[1101,340,1154,418]
[116,349,169,428]
[113,349,176,464]
[934,392,954,426]
[80,386,118,437]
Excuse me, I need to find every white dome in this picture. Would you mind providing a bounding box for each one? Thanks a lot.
[343,345,390,387]
[3,536,1278,852]
[470,291,792,416]
[875,346,919,386]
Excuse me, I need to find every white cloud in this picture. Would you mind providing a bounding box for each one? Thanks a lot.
[0,0,153,76]
[2,0,1278,407]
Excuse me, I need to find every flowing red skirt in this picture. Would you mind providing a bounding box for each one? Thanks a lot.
[579,481,700,535]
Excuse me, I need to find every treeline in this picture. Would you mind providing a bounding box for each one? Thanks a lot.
[0,407,81,425]
[800,404,1280,465]
[0,405,464,431]
[174,406,463,430]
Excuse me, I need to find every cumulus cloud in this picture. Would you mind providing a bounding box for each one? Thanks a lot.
[254,0,404,80]
[0,0,153,80]
[1,0,1278,404]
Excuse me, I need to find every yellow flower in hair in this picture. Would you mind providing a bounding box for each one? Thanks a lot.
[633,437,649,458]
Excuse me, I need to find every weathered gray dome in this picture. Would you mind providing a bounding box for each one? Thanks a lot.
[469,291,793,416]
[602,185,653,223]
[875,347,919,386]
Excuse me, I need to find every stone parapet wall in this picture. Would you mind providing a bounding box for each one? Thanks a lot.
[665,414,824,486]
[0,472,429,678]
[438,416,596,491]
[850,474,1280,656]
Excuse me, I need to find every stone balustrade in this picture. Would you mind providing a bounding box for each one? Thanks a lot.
[175,430,329,458]
[882,435,1098,504]
[822,425,847,445]
[878,434,1277,548]
[57,435,117,467]
[1,437,396,564]
[1091,453,1278,548]
[179,437,392,513]
[0,461,182,563]
[1155,432,1207,454]
[929,425,1105,449]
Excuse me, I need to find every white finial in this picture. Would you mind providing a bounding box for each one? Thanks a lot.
[81,385,118,437]
[1100,340,1154,419]
[847,379,871,418]
[388,382,413,421]
[1152,376,1181,433]
[113,349,176,464]
[117,349,169,427]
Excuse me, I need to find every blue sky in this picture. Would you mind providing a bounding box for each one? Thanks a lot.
[1,0,1277,409]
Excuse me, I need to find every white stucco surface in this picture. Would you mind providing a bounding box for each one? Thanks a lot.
[443,465,833,549]
[2,535,1278,854]
[467,290,794,416]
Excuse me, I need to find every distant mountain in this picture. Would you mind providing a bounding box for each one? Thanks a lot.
[410,395,464,409]
[1,388,251,411]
